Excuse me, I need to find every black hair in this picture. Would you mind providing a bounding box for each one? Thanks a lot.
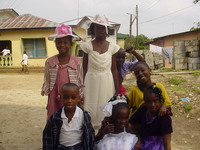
[61,83,79,93]
[132,61,150,71]
[143,86,164,104]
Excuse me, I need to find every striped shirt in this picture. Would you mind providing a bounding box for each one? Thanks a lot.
[41,55,84,97]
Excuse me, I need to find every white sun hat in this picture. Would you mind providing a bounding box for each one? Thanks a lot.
[48,24,80,41]
[89,14,112,34]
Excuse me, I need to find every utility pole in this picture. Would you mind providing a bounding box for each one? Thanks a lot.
[127,13,136,46]
[135,5,139,50]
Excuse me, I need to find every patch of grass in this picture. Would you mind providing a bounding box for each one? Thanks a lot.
[171,86,188,92]
[184,103,192,113]
[192,72,200,77]
[159,68,180,72]
[168,77,187,85]
[193,88,200,94]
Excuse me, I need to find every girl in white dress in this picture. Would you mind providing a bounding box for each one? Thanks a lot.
[95,94,138,150]
[80,15,120,127]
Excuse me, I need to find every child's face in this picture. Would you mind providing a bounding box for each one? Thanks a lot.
[145,93,161,113]
[94,24,107,38]
[113,108,129,130]
[55,36,72,54]
[134,64,151,83]
[61,87,80,111]
[116,51,125,67]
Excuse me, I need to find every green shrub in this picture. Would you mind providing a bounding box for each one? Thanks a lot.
[184,104,192,113]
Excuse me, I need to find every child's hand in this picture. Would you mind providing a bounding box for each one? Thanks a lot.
[125,46,134,53]
[103,124,115,134]
[41,91,45,96]
[101,117,110,127]
[158,105,167,116]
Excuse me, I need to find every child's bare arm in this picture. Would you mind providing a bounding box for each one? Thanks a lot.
[125,46,145,62]
[82,52,88,81]
[163,133,171,150]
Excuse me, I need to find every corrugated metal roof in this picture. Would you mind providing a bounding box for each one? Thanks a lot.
[0,8,19,17]
[0,14,60,30]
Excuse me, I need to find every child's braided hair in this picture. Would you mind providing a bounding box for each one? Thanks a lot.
[143,85,164,104]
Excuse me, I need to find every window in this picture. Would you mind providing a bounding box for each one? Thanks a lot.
[0,40,12,53]
[22,38,47,58]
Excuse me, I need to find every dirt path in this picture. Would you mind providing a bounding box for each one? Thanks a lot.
[0,72,200,150]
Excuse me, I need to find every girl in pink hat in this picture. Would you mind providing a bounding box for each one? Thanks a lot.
[41,24,83,120]
[80,14,120,128]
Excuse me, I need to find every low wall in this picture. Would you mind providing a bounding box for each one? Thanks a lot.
[173,40,200,70]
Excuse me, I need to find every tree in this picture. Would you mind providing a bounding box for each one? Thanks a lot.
[190,22,200,31]
[124,34,151,50]
[193,0,199,4]
[191,1,200,30]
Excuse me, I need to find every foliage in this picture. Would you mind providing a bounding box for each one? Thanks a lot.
[184,103,192,113]
[194,88,200,94]
[190,22,200,31]
[192,72,200,77]
[171,86,188,92]
[193,0,199,4]
[124,34,152,50]
[158,68,180,72]
[168,77,187,85]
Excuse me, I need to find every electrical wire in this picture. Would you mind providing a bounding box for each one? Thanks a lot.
[140,0,161,13]
[14,0,26,9]
[145,4,198,25]
[140,4,196,24]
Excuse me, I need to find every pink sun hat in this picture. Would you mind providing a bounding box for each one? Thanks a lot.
[89,14,112,34]
[48,24,80,41]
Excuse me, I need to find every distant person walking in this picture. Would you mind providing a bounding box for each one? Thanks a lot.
[21,51,29,73]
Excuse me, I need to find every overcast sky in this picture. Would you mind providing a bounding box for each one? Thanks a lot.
[1,0,200,38]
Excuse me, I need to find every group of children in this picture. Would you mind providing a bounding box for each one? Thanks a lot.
[42,15,173,150]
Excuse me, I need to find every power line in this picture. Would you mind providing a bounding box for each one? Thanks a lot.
[15,0,26,9]
[140,4,195,24]
[1,0,14,8]
[146,4,197,25]
[140,0,161,13]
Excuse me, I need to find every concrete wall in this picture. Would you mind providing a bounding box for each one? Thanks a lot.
[173,40,200,70]
[133,50,163,70]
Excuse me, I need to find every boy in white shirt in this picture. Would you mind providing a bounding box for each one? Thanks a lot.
[43,83,95,150]
[21,51,28,73]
